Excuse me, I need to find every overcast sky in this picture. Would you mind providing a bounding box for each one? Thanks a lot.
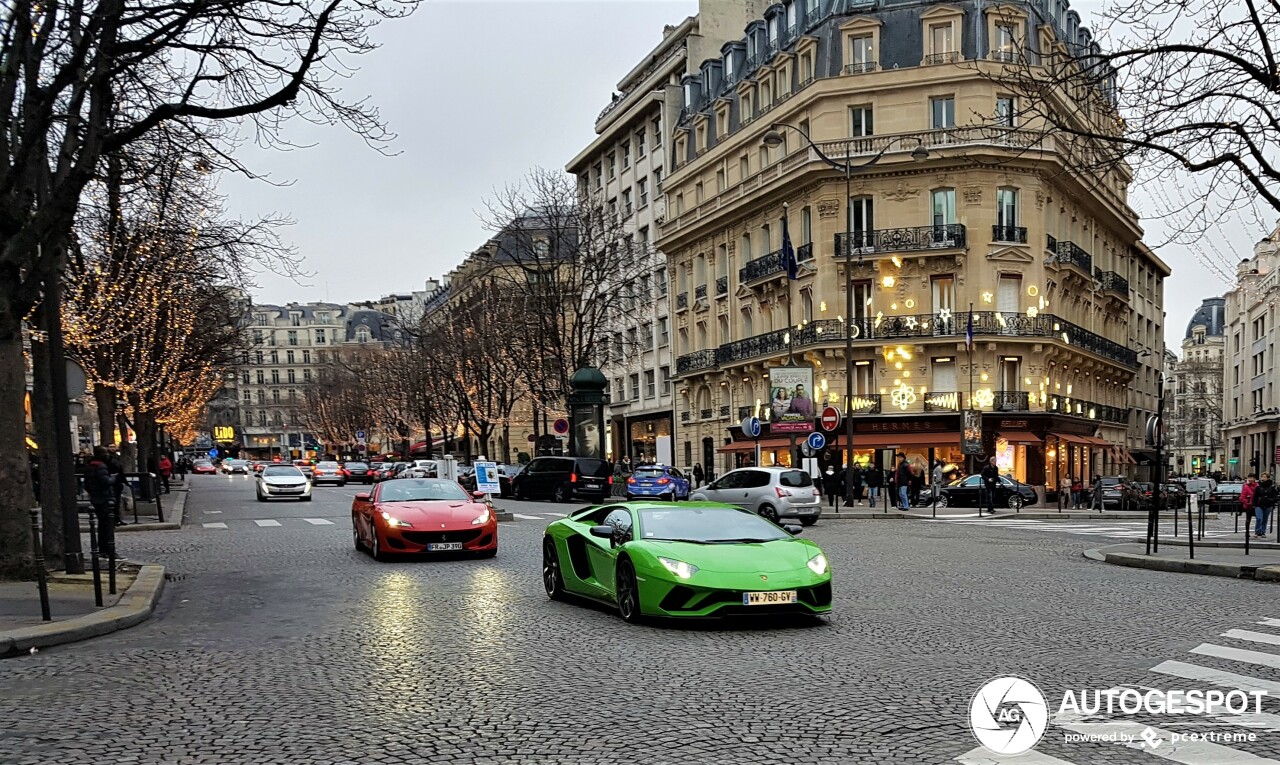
[224,0,1258,356]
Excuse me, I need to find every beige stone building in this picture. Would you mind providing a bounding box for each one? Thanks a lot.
[657,0,1169,497]
[1223,228,1280,479]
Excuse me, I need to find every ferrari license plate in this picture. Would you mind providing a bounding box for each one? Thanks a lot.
[427,542,463,551]
[743,590,797,605]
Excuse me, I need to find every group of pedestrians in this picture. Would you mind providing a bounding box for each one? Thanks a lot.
[1240,473,1278,539]
[819,453,963,510]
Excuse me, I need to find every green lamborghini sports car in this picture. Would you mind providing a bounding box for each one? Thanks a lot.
[541,501,832,622]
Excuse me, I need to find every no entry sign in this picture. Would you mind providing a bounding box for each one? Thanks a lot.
[820,406,841,432]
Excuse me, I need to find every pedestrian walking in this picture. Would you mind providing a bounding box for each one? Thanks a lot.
[822,466,843,509]
[692,463,705,489]
[931,460,943,491]
[895,453,912,511]
[106,449,126,525]
[1089,474,1103,511]
[158,454,173,494]
[83,447,118,558]
[863,464,879,506]
[981,456,1000,515]
[909,462,925,507]
[1254,473,1276,539]
[1071,477,1084,509]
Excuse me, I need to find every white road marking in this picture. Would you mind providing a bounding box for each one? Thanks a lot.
[1221,629,1280,647]
[954,747,1077,764]
[205,510,222,514]
[543,512,567,517]
[202,522,227,529]
[253,519,282,527]
[513,514,543,520]
[1258,619,1280,628]
[303,518,335,525]
[1191,644,1280,670]
[1054,721,1280,764]
[1150,660,1280,695]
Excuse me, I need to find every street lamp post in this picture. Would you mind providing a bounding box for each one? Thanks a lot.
[761,125,927,505]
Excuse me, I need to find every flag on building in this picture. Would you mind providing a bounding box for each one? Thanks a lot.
[965,309,974,352]
[781,215,798,280]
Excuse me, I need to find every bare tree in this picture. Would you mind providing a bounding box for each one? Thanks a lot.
[479,167,653,426]
[987,0,1280,244]
[0,0,416,574]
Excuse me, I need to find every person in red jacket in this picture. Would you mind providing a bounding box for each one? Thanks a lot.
[158,455,173,494]
[1242,474,1258,523]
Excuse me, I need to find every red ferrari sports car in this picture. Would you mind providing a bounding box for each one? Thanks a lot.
[352,478,497,560]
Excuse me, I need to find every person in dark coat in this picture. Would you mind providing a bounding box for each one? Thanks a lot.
[84,447,118,556]
[1255,473,1277,539]
[692,463,705,488]
[848,465,865,506]
[106,450,126,525]
[895,453,912,511]
[822,466,844,509]
[981,457,1001,514]
[863,464,881,506]
[909,463,925,507]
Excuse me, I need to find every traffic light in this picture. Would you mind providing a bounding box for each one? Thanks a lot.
[1192,457,1200,468]
[1208,457,1215,465]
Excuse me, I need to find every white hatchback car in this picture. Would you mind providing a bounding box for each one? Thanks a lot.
[256,465,313,502]
[690,467,823,525]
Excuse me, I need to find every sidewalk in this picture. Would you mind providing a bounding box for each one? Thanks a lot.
[0,565,166,656]
[820,503,1207,521]
[1086,541,1280,582]
[78,484,187,532]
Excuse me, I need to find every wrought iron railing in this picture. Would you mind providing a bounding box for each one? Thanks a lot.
[738,406,752,419]
[694,284,708,301]
[681,411,691,422]
[992,225,1028,244]
[993,390,1031,412]
[1055,240,1092,272]
[1047,396,1130,424]
[739,250,785,283]
[835,225,966,257]
[716,276,729,296]
[847,394,882,415]
[844,62,878,74]
[923,52,962,65]
[676,293,689,310]
[797,242,814,262]
[1095,269,1130,297]
[676,349,716,375]
[719,405,731,417]
[700,408,713,420]
[715,328,787,365]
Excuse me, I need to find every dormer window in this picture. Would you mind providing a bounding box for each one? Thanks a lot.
[684,81,696,107]
[725,54,734,79]
[786,2,797,33]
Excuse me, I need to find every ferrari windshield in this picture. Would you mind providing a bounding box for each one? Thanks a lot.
[637,506,789,543]
[379,479,469,502]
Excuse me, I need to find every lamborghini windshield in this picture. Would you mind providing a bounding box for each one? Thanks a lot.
[637,506,789,543]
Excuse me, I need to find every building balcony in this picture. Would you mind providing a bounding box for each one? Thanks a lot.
[739,249,786,284]
[700,408,714,420]
[992,225,1027,244]
[924,391,963,412]
[922,51,962,65]
[1046,396,1129,424]
[716,276,729,296]
[1095,269,1130,298]
[676,293,689,311]
[694,284,708,301]
[992,390,1031,412]
[719,405,731,417]
[844,61,878,75]
[1052,239,1092,273]
[681,411,691,422]
[677,310,1138,377]
[676,348,716,375]
[797,242,814,262]
[835,225,966,258]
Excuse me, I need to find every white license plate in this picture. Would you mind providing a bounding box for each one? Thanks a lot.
[743,590,797,605]
[427,542,463,551]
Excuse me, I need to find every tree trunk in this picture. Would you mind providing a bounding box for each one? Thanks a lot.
[96,385,117,447]
[0,306,36,578]
[29,309,65,564]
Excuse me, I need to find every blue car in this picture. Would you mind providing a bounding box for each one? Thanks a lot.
[625,464,691,501]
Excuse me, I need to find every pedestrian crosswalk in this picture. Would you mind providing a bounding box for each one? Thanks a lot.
[926,517,1237,541]
[954,616,1280,764]
[202,518,340,530]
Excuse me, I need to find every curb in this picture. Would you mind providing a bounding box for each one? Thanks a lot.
[495,511,514,522]
[0,564,166,656]
[1084,545,1280,582]
[819,511,1204,521]
[79,491,185,533]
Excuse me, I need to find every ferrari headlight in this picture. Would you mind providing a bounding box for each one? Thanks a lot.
[472,507,491,525]
[380,511,412,528]
[807,553,829,575]
[658,557,698,579]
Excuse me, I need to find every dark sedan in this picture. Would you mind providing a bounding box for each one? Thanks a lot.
[343,461,375,484]
[1207,482,1245,514]
[919,474,1038,510]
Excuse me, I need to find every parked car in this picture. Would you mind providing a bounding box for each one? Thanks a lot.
[410,460,439,477]
[256,465,312,502]
[625,464,691,502]
[1132,481,1159,510]
[292,459,315,479]
[920,474,1038,510]
[458,463,521,498]
[343,461,375,484]
[1093,476,1144,511]
[511,456,614,503]
[1207,482,1246,514]
[311,461,346,486]
[690,466,822,526]
[192,459,217,475]
[1183,478,1217,502]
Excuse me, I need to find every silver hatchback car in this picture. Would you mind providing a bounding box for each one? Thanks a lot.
[690,467,823,525]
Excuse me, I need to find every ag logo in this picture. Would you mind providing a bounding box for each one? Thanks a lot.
[969,676,1049,755]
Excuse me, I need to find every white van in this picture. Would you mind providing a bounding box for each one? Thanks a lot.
[1183,478,1216,500]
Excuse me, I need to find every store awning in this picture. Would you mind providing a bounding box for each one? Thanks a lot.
[1082,436,1112,447]
[833,432,962,449]
[998,430,1042,444]
[718,438,793,453]
[1048,432,1089,445]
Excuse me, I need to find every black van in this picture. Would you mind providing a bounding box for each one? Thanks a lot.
[511,456,613,502]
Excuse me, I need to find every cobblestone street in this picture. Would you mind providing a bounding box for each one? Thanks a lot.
[3,478,1279,764]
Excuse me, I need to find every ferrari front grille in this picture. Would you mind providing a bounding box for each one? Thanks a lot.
[400,530,482,545]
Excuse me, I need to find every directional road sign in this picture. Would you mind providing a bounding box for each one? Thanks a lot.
[740,416,761,438]
[806,432,826,451]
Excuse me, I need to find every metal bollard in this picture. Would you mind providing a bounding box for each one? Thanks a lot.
[154,474,165,523]
[1188,498,1195,560]
[87,510,102,607]
[28,508,50,622]
[1245,508,1252,556]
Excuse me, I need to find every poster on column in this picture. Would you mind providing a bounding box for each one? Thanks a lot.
[768,366,816,433]
[570,404,604,460]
